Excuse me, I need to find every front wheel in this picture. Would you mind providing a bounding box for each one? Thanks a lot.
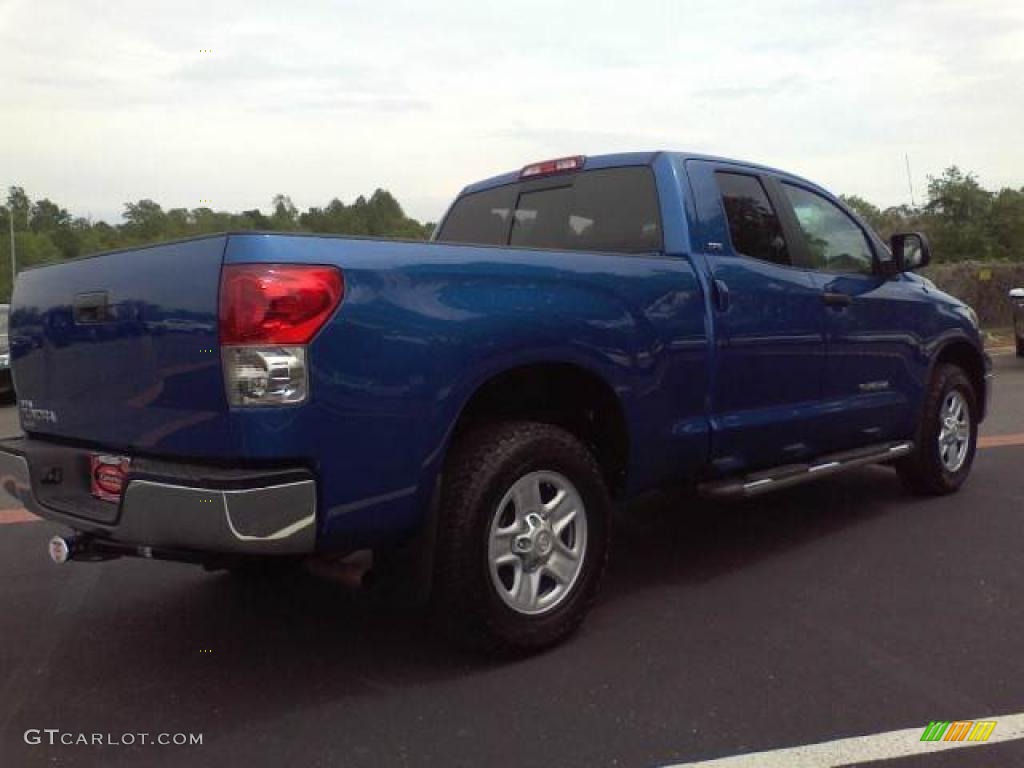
[896,364,978,495]
[431,422,611,655]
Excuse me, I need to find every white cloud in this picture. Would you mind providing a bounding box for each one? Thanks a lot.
[1,0,1022,223]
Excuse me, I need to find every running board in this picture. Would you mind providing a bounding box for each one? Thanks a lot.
[698,441,914,500]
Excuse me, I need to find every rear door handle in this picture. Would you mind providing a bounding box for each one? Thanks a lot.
[712,279,730,312]
[821,291,852,308]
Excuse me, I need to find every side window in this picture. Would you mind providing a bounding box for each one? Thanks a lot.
[714,172,790,265]
[568,167,662,252]
[781,184,875,274]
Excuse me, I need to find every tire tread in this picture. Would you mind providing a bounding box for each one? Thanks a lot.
[897,364,977,496]
[431,421,610,655]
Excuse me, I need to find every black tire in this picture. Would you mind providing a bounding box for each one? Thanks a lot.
[1016,336,1024,358]
[896,364,978,495]
[431,421,611,655]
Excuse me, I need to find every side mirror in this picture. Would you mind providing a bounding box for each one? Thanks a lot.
[889,232,930,272]
[1010,288,1024,301]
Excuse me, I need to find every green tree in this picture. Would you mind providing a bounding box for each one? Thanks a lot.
[921,166,995,261]
[271,194,299,231]
[123,199,168,242]
[241,209,273,229]
[165,208,191,238]
[990,187,1024,260]
[30,199,78,259]
[30,199,71,233]
[6,187,30,231]
[0,183,436,302]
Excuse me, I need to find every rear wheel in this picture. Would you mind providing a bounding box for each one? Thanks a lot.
[431,421,611,655]
[896,364,977,495]
[1016,336,1024,358]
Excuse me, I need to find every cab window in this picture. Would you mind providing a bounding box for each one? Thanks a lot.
[714,172,790,265]
[781,184,875,274]
[437,167,662,253]
[435,185,516,245]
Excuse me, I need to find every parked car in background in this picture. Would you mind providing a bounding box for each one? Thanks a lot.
[0,304,12,399]
[1010,288,1024,356]
[0,152,990,654]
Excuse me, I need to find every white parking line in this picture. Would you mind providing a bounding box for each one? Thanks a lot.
[666,712,1024,767]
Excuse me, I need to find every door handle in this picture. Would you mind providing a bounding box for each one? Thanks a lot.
[821,291,852,308]
[712,279,730,312]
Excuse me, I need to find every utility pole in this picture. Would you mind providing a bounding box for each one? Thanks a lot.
[7,204,14,289]
[905,154,916,208]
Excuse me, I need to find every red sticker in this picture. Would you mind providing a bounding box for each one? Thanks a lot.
[90,454,131,503]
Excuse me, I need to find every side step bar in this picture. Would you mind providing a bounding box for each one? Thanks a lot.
[698,441,914,500]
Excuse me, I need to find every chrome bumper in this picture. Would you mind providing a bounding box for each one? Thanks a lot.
[0,443,317,556]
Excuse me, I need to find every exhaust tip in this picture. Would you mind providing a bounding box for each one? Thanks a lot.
[48,535,72,564]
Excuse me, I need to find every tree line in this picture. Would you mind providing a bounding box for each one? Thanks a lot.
[0,188,434,301]
[839,166,1024,263]
[1,165,1022,301]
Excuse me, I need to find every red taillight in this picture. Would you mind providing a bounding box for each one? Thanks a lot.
[219,264,344,345]
[520,155,585,179]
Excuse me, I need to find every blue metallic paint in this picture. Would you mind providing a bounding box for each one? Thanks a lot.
[9,151,986,554]
[11,236,231,455]
[685,158,833,471]
[223,233,708,549]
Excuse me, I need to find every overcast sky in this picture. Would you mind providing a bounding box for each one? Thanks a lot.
[2,0,1022,224]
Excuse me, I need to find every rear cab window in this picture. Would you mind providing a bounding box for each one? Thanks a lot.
[433,185,516,246]
[436,166,662,254]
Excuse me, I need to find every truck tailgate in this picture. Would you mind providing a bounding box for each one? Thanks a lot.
[10,235,233,457]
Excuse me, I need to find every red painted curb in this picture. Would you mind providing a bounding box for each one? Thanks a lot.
[979,433,1024,449]
[0,508,39,525]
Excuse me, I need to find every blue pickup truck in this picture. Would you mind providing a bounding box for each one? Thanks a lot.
[0,152,990,653]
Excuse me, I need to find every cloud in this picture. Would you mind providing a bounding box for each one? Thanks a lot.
[1,0,1023,223]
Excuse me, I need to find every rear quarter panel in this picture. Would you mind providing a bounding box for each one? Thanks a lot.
[224,234,709,550]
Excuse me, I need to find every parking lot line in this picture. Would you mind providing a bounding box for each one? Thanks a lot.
[979,432,1024,448]
[666,712,1024,767]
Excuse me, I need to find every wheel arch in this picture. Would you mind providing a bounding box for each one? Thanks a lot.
[931,337,988,420]
[447,361,631,497]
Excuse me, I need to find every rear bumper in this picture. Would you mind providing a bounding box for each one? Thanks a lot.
[0,437,317,556]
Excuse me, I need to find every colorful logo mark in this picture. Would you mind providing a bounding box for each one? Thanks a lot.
[920,720,996,742]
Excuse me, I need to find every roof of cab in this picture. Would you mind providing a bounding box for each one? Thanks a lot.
[458,150,822,197]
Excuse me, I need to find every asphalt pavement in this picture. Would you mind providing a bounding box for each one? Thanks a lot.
[1,356,1024,767]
